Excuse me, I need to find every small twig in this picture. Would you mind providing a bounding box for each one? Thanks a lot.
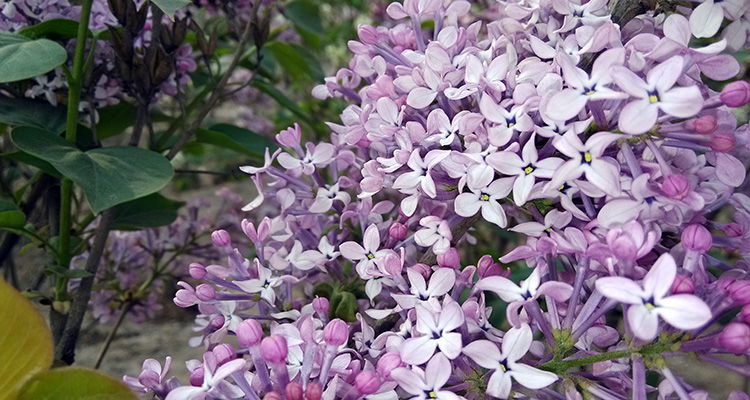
[165,15,256,160]
[55,207,116,365]
[174,169,235,176]
[94,301,133,369]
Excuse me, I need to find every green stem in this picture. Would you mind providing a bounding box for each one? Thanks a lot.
[540,342,674,374]
[56,0,94,302]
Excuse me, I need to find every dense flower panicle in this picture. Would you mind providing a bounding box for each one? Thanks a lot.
[125,0,750,398]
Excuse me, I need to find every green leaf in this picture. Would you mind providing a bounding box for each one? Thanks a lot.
[0,96,67,134]
[285,0,324,36]
[112,193,184,230]
[264,41,323,81]
[332,291,357,322]
[151,0,191,19]
[11,127,175,214]
[0,32,30,47]
[96,102,136,140]
[18,19,81,41]
[0,200,26,229]
[251,78,310,122]
[0,36,68,83]
[18,367,137,400]
[0,276,54,399]
[1,151,63,178]
[196,123,277,158]
[63,269,94,279]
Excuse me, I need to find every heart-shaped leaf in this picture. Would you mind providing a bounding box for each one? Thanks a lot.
[151,0,191,19]
[0,96,67,134]
[0,35,68,83]
[0,200,26,229]
[0,276,53,398]
[0,32,30,47]
[18,19,81,41]
[11,127,174,214]
[112,193,184,230]
[19,366,137,400]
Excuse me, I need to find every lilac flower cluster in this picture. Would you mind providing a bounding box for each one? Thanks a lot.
[73,190,246,325]
[127,0,750,398]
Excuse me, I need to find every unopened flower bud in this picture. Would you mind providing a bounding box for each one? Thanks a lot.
[305,382,322,400]
[376,352,404,380]
[238,319,264,347]
[720,80,750,107]
[670,274,695,295]
[723,223,742,238]
[189,262,206,280]
[661,174,690,200]
[241,219,258,242]
[276,123,302,148]
[213,344,236,365]
[741,306,750,325]
[728,281,750,305]
[477,255,506,278]
[411,263,431,279]
[358,24,379,45]
[323,318,348,346]
[719,323,750,354]
[260,335,288,364]
[437,247,460,269]
[693,115,717,134]
[263,392,283,400]
[313,297,330,317]
[719,277,737,292]
[681,224,712,253]
[211,229,231,247]
[189,365,204,386]
[389,222,407,240]
[710,133,735,152]
[195,284,216,301]
[286,381,304,400]
[209,315,225,331]
[355,370,381,394]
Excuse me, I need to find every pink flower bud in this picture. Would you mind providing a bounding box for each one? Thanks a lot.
[476,255,506,278]
[323,318,348,346]
[693,115,717,134]
[238,319,264,347]
[241,219,258,242]
[189,262,207,280]
[710,133,735,152]
[276,123,302,148]
[355,370,381,394]
[211,229,231,247]
[728,281,750,305]
[723,223,742,238]
[313,297,330,317]
[195,283,216,302]
[670,274,695,295]
[437,247,460,269]
[388,222,407,240]
[189,365,204,386]
[376,352,404,380]
[260,335,288,364]
[681,224,712,253]
[741,306,750,325]
[286,381,304,400]
[358,24,379,45]
[719,323,750,354]
[411,263,432,279]
[661,174,690,200]
[305,382,322,400]
[719,276,737,292]
[263,392,283,400]
[209,315,225,331]
[213,344,236,365]
[720,80,750,107]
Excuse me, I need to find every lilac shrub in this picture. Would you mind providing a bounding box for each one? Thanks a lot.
[127,0,750,398]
